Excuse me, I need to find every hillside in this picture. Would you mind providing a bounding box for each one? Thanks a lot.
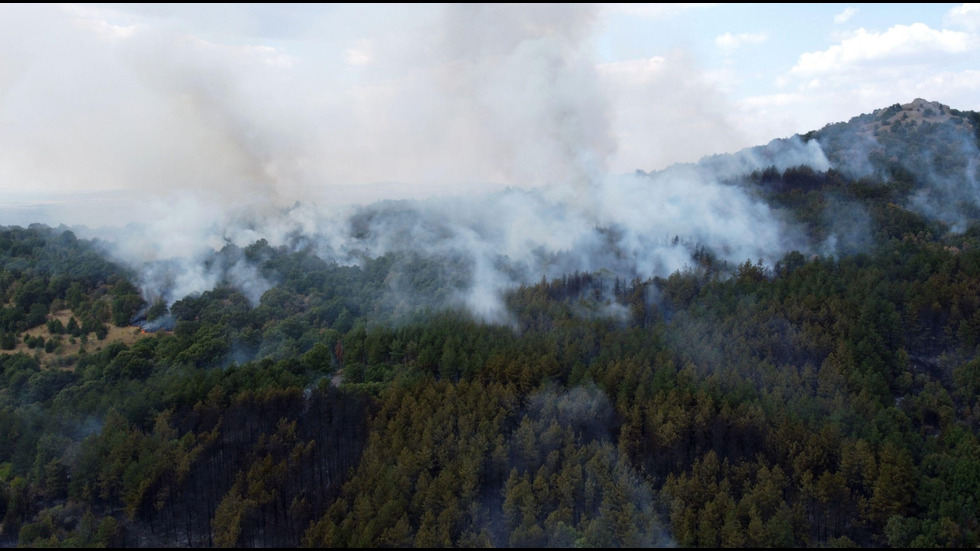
[826,98,977,138]
[2,100,980,547]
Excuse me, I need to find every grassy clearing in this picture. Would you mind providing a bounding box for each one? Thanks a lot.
[3,309,149,370]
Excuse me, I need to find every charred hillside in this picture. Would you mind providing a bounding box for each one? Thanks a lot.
[2,101,980,547]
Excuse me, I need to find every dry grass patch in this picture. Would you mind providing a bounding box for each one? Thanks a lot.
[3,309,149,370]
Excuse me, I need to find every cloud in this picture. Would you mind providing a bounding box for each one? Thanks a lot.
[715,31,768,52]
[833,7,858,25]
[753,19,980,135]
[946,3,980,32]
[791,23,975,77]
[731,66,980,164]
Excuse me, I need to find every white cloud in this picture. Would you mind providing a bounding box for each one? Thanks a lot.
[946,3,980,31]
[735,67,980,152]
[904,68,980,96]
[791,23,975,77]
[738,93,809,111]
[775,18,980,131]
[715,31,768,52]
[833,7,858,25]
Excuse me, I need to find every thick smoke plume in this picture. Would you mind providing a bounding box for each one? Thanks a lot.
[93,141,825,324]
[1,5,834,322]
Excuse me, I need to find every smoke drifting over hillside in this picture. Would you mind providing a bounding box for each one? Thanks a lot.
[97,141,826,323]
[812,99,980,233]
[0,5,877,321]
[83,5,834,321]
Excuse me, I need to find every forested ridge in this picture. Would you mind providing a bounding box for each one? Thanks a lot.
[2,100,980,547]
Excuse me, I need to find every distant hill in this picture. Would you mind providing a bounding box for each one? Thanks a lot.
[805,98,980,181]
[825,98,977,139]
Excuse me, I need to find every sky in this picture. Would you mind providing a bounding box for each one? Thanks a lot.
[1,3,978,225]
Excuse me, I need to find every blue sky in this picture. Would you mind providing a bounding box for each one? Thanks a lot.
[0,3,977,215]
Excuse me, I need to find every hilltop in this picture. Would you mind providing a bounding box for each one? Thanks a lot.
[838,98,976,137]
[804,98,980,188]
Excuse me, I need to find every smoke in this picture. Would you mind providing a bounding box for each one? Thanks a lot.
[90,192,275,307]
[490,383,673,547]
[0,4,838,322]
[820,197,873,256]
[906,135,980,232]
[90,150,821,324]
[699,135,831,176]
[811,100,980,232]
[439,4,614,203]
[598,48,759,173]
[0,5,607,210]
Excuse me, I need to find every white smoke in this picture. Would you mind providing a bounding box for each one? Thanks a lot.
[90,152,822,323]
[1,4,835,321]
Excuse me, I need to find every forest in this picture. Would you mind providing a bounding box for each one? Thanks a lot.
[2,100,980,547]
